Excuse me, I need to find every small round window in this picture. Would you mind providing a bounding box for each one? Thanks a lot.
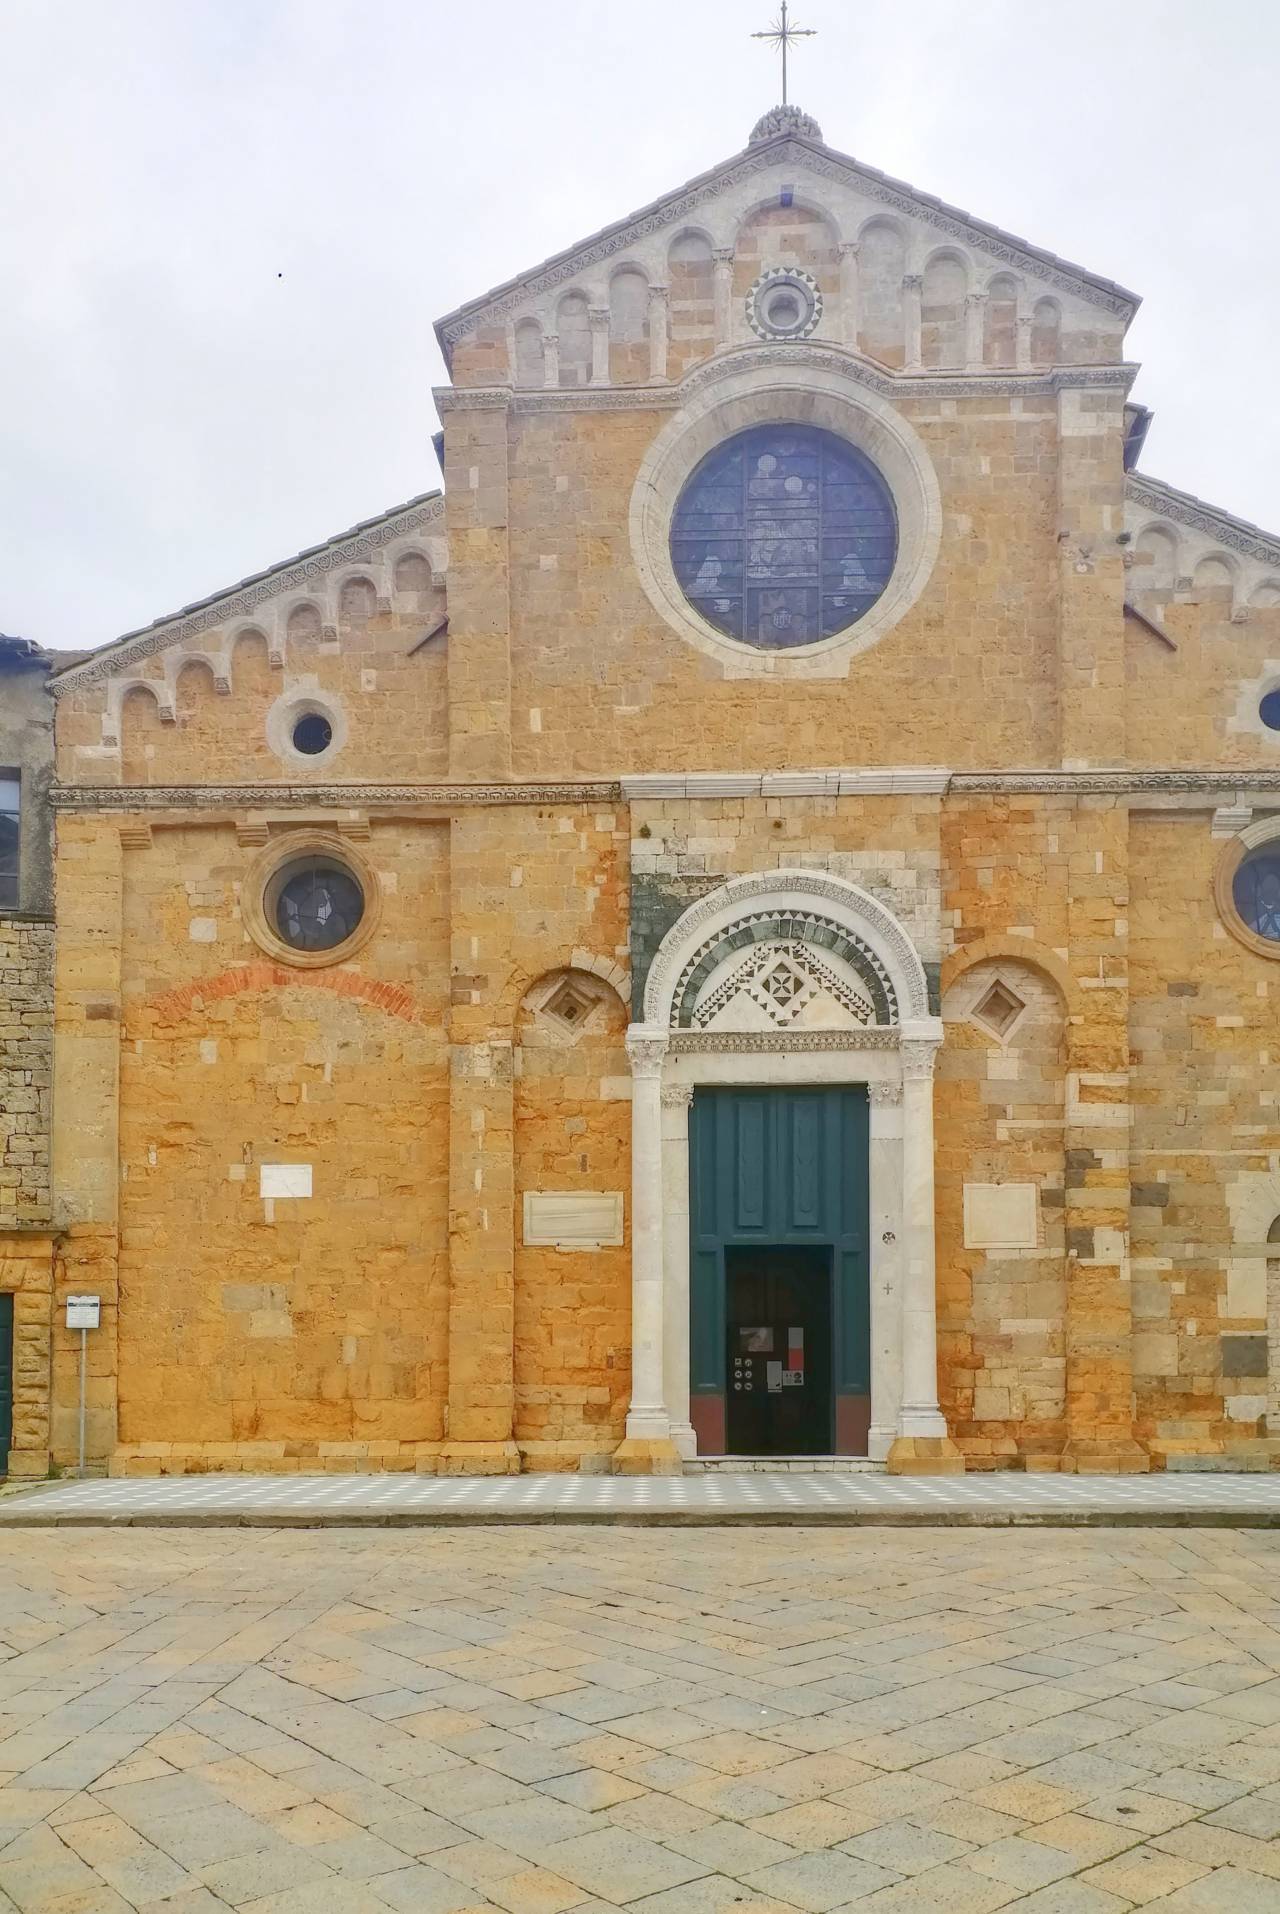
[1232,847,1280,945]
[1260,690,1280,732]
[669,424,898,649]
[292,712,333,755]
[269,859,364,954]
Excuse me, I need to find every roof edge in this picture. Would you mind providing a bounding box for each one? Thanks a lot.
[1127,473,1280,569]
[433,130,1141,364]
[54,490,445,694]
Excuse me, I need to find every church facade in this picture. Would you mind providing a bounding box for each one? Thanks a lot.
[37,106,1280,1477]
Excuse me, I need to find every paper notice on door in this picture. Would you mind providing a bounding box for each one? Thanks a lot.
[766,1360,783,1393]
[787,1326,804,1372]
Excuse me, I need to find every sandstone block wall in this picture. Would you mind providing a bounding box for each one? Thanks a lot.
[0,917,52,1227]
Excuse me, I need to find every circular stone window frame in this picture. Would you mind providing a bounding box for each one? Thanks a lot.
[265,688,348,768]
[630,360,943,680]
[1214,815,1280,961]
[241,830,381,970]
[747,267,823,341]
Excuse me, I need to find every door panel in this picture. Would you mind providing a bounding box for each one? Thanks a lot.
[690,1087,870,1454]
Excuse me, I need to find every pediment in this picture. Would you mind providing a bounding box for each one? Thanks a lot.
[435,121,1139,366]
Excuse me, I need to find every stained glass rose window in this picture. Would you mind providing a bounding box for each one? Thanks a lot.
[669,425,897,649]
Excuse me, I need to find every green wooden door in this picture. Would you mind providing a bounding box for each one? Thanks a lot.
[689,1087,870,1455]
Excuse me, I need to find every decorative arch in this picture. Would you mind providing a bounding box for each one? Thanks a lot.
[643,869,930,1029]
[941,934,1079,1019]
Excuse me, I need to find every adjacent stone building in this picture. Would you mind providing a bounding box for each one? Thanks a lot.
[40,106,1280,1477]
[0,636,56,1474]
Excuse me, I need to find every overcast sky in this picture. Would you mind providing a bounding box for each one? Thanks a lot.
[2,0,1276,652]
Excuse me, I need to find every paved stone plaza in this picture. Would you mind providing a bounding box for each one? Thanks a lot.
[0,1529,1279,1910]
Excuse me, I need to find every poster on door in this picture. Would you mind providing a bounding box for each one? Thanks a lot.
[781,1325,804,1387]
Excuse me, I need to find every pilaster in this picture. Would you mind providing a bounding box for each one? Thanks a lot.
[902,275,923,370]
[440,390,513,782]
[1060,799,1146,1472]
[712,250,735,348]
[1056,381,1128,769]
[647,285,669,383]
[614,1025,681,1474]
[51,813,122,1469]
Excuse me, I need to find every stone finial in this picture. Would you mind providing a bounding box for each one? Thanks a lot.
[748,102,823,145]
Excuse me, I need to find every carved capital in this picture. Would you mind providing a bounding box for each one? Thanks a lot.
[626,1024,669,1077]
[900,1040,938,1081]
[712,248,735,265]
[660,1083,694,1107]
[902,274,923,291]
[867,1080,902,1105]
[839,241,861,260]
[588,306,610,327]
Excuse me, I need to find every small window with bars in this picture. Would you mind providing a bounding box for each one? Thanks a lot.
[0,777,18,910]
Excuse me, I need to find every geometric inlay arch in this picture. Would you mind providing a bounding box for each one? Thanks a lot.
[644,867,929,1030]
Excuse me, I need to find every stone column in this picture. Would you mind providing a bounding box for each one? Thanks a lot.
[661,1082,695,1459]
[887,1024,964,1474]
[647,285,669,383]
[838,242,860,347]
[589,307,610,385]
[713,250,735,348]
[542,331,559,388]
[614,1025,681,1473]
[965,292,986,369]
[902,275,923,369]
[867,1080,904,1461]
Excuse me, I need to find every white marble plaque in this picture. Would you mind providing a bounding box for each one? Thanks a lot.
[523,1191,623,1249]
[260,1163,313,1199]
[964,1182,1038,1250]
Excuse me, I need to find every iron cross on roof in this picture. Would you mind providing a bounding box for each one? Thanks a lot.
[751,2,817,106]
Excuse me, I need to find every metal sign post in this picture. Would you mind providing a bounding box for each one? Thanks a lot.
[65,1296,100,1478]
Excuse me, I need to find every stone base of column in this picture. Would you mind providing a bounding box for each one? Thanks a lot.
[1058,1436,1149,1475]
[611,1436,684,1477]
[885,1435,966,1476]
[429,1441,522,1478]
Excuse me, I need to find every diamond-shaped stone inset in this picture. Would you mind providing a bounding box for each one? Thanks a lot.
[542,976,602,1032]
[972,977,1026,1042]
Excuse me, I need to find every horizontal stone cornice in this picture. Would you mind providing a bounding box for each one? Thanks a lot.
[437,356,1136,420]
[50,768,1280,814]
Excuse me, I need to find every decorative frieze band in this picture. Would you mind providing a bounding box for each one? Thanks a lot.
[669,1029,901,1052]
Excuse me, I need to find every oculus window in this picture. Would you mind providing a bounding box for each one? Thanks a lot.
[669,425,897,649]
[268,858,364,954]
[0,777,18,910]
[1233,847,1280,945]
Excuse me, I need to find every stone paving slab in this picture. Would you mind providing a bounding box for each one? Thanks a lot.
[0,1526,1278,1911]
[5,1470,1280,1526]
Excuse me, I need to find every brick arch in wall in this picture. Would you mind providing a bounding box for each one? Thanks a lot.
[135,962,432,1032]
[940,935,1079,1017]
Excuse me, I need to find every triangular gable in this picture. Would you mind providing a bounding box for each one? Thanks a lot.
[435,127,1139,363]
[53,490,446,694]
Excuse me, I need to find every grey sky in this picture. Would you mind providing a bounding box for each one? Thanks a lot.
[2,0,1275,652]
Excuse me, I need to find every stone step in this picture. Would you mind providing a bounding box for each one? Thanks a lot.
[683,1456,883,1474]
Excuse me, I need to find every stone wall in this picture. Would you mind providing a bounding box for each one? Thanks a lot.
[0,916,52,1227]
